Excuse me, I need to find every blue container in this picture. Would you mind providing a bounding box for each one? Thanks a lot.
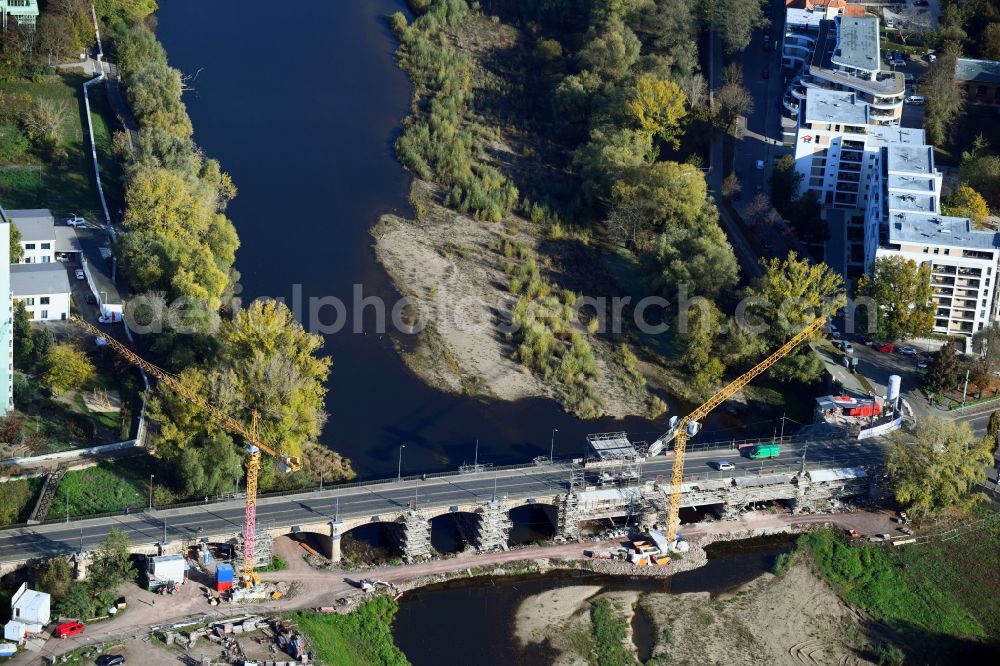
[216,563,234,583]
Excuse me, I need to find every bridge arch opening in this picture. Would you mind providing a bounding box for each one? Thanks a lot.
[341,523,404,565]
[429,512,477,555]
[508,503,557,546]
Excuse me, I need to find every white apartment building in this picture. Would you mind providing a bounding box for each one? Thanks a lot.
[10,263,71,322]
[782,11,904,140]
[7,209,81,264]
[793,89,930,277]
[876,214,998,341]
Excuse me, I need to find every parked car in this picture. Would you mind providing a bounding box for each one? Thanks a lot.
[905,95,925,105]
[96,656,125,666]
[899,346,918,355]
[917,360,928,369]
[762,39,770,52]
[927,53,937,62]
[714,460,736,471]
[885,18,895,29]
[879,343,895,353]
[75,269,85,280]
[841,341,854,354]
[861,335,874,345]
[55,622,85,639]
[85,294,96,304]
[892,58,906,67]
[66,215,86,228]
[914,1,929,7]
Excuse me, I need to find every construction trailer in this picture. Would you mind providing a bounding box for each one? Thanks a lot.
[147,553,187,591]
[216,563,235,593]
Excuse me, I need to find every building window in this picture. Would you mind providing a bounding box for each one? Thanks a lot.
[23,297,34,306]
[40,297,49,305]
[40,310,48,320]
[41,243,50,250]
[41,256,50,263]
[24,243,34,250]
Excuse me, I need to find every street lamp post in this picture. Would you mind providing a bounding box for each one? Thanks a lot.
[550,428,558,463]
[149,474,155,510]
[397,445,406,483]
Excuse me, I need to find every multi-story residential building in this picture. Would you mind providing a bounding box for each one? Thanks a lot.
[0,0,38,31]
[793,89,929,277]
[10,263,71,322]
[955,58,1000,107]
[0,207,12,415]
[876,214,998,342]
[782,11,904,140]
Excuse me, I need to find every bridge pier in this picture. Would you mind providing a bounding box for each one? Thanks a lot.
[398,510,431,563]
[555,493,581,542]
[326,520,343,563]
[472,500,511,552]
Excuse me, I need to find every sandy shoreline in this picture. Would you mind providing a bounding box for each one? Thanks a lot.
[373,181,660,419]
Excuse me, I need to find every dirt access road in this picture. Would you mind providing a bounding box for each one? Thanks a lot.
[11,511,899,665]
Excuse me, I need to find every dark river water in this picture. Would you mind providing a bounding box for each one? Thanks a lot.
[392,536,794,665]
[155,0,753,479]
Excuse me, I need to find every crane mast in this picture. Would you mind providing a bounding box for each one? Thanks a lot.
[72,317,300,586]
[663,317,826,544]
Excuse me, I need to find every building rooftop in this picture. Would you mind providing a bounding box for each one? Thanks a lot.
[888,191,936,214]
[786,7,824,31]
[11,586,48,618]
[810,20,903,94]
[886,143,934,175]
[804,89,868,125]
[831,17,880,73]
[888,213,999,250]
[6,209,55,242]
[866,125,924,146]
[54,226,82,254]
[10,263,70,296]
[888,173,937,192]
[955,58,1000,85]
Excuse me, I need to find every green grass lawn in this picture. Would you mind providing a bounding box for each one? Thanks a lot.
[45,456,161,520]
[0,477,43,526]
[799,520,1000,658]
[293,597,409,666]
[0,73,120,218]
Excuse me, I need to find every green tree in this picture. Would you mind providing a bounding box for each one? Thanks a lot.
[714,64,754,134]
[627,76,687,148]
[125,61,193,137]
[855,256,935,342]
[9,223,23,263]
[712,0,767,54]
[12,300,33,367]
[742,253,845,383]
[59,582,92,620]
[973,321,1000,374]
[887,417,993,517]
[88,527,134,595]
[981,22,1000,60]
[770,154,802,215]
[744,252,846,345]
[922,52,965,145]
[37,558,73,601]
[925,343,963,393]
[44,343,96,395]
[944,185,990,227]
[680,301,725,393]
[579,16,640,83]
[648,209,739,301]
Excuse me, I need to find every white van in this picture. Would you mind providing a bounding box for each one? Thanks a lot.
[905,95,925,105]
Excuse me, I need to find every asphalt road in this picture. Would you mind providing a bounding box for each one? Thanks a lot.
[0,437,885,564]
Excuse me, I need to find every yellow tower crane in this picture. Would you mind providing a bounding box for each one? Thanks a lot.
[659,317,826,546]
[72,316,301,586]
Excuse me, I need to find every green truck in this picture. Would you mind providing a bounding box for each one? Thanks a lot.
[747,444,781,459]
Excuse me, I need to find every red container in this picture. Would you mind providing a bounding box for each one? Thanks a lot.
[216,581,233,593]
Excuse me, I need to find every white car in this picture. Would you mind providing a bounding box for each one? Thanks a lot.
[899,346,918,355]
[905,96,925,105]
[841,341,854,354]
[66,215,86,228]
[75,269,85,280]
[715,461,736,471]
